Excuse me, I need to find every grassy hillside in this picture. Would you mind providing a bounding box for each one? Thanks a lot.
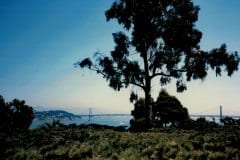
[1,123,240,160]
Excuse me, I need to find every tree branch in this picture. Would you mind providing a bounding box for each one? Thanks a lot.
[121,80,145,90]
[150,72,171,79]
[87,65,145,90]
[150,69,187,79]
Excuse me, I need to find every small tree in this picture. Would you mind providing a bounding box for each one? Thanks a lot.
[0,95,34,131]
[9,99,35,130]
[76,0,239,126]
[130,89,189,130]
[0,95,12,131]
[154,89,189,127]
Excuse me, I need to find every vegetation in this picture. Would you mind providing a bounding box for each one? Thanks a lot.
[1,94,239,159]
[0,95,34,132]
[77,0,240,127]
[1,1,239,159]
[154,89,189,127]
[221,117,240,127]
[1,122,240,160]
[131,89,189,130]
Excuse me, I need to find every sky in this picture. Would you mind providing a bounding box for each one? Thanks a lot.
[0,0,240,115]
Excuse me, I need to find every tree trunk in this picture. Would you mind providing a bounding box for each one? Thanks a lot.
[145,77,153,126]
[142,47,152,127]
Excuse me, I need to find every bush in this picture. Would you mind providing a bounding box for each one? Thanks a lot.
[130,89,190,131]
[0,95,34,132]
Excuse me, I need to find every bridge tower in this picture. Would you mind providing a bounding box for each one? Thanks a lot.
[88,108,92,124]
[220,105,223,121]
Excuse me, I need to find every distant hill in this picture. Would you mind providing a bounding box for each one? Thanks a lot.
[34,110,81,121]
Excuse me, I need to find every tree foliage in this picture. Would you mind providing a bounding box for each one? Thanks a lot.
[0,95,34,132]
[130,98,154,130]
[154,89,189,127]
[76,0,239,125]
[130,89,189,130]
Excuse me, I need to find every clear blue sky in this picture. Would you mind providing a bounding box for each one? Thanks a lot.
[0,0,240,115]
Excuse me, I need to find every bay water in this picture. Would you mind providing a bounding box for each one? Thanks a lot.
[30,114,224,129]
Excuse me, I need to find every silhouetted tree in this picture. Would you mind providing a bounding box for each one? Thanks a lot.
[130,89,189,130]
[0,95,34,132]
[9,99,35,130]
[0,95,12,132]
[154,89,189,127]
[77,0,239,126]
